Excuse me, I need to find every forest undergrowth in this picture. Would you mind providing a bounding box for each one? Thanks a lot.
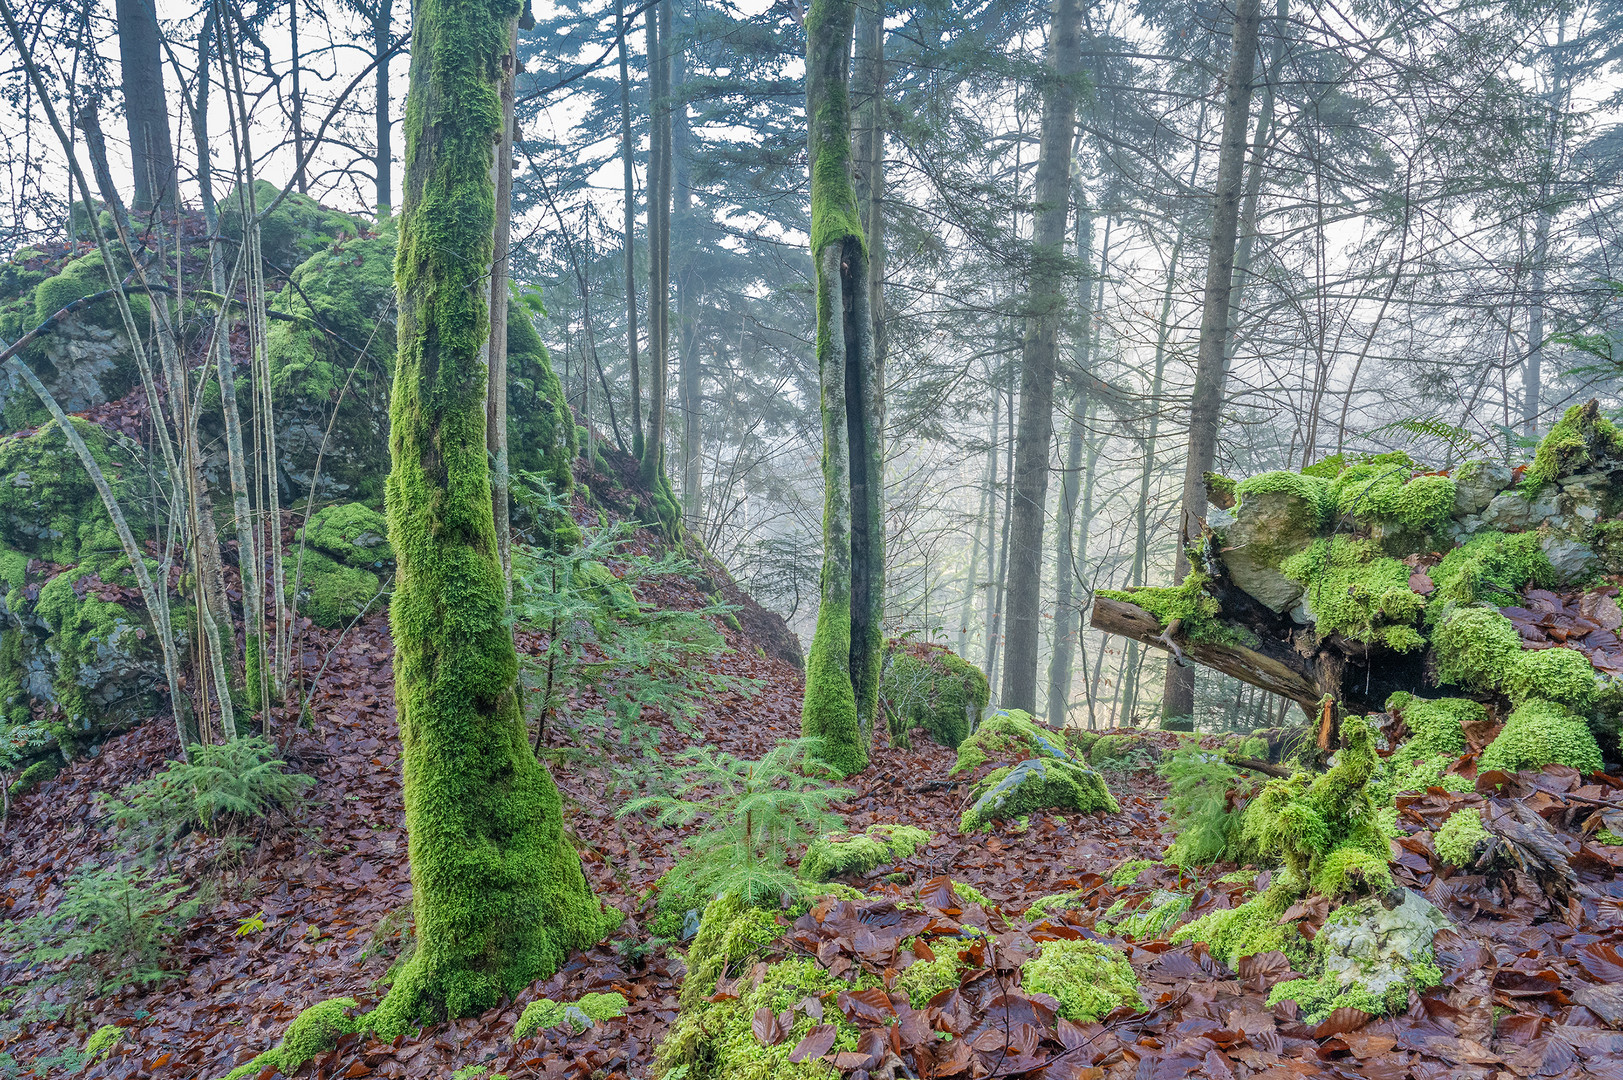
[3,494,1623,1079]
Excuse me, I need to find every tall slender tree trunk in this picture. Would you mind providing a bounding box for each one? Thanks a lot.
[801,0,881,777]
[1045,199,1093,729]
[374,0,394,214]
[957,414,995,659]
[370,0,610,1036]
[1162,0,1263,722]
[488,16,517,591]
[1225,0,1285,365]
[1000,0,1085,712]
[986,370,1015,698]
[116,0,176,215]
[673,14,702,529]
[289,0,306,193]
[1522,12,1566,437]
[617,0,643,458]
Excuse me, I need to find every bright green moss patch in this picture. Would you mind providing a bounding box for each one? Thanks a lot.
[1369,752,1471,807]
[1098,889,1191,941]
[896,947,966,1007]
[83,1025,123,1062]
[1172,877,1306,970]
[288,550,383,628]
[1109,859,1160,888]
[1505,647,1599,711]
[1432,606,1522,693]
[300,502,393,566]
[879,641,988,750]
[1434,808,1490,867]
[514,992,626,1039]
[1523,401,1623,491]
[1281,537,1426,650]
[1479,699,1604,776]
[1019,938,1142,1021]
[800,824,930,882]
[1329,465,1455,532]
[1427,532,1554,615]
[950,708,1071,776]
[222,997,365,1080]
[1023,891,1085,921]
[1387,694,1478,763]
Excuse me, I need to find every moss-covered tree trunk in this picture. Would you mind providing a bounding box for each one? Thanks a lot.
[370,0,607,1034]
[999,0,1085,713]
[801,0,882,777]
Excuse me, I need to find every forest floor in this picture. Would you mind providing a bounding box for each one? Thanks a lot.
[5,509,1623,1079]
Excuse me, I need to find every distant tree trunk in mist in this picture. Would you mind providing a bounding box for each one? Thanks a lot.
[1045,201,1093,728]
[800,0,882,777]
[618,0,643,459]
[117,0,176,214]
[1000,0,1085,712]
[1522,13,1566,438]
[854,0,885,429]
[674,19,702,528]
[1162,0,1262,724]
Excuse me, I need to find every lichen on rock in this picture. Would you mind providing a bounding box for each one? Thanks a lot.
[1265,890,1448,1023]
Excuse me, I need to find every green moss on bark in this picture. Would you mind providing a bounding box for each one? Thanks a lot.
[368,0,611,1036]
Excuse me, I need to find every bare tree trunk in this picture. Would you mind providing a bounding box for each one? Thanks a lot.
[957,413,995,659]
[116,0,176,215]
[618,0,643,459]
[986,367,1015,699]
[1522,12,1566,438]
[290,0,306,193]
[979,389,1000,672]
[374,0,393,214]
[1162,0,1263,722]
[999,0,1085,713]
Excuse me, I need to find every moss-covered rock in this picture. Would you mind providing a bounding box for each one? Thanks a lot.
[1523,400,1623,492]
[1385,692,1477,763]
[1220,471,1332,612]
[799,824,930,882]
[949,708,1071,776]
[287,549,383,628]
[879,640,988,749]
[959,756,1118,832]
[1096,889,1191,941]
[1478,699,1604,775]
[299,501,393,568]
[1432,606,1521,693]
[514,992,626,1039]
[1019,938,1141,1021]
[1504,646,1599,711]
[219,179,359,270]
[1265,890,1447,1023]
[1428,532,1554,614]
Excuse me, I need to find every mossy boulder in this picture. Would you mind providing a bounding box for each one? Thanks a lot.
[878,639,988,749]
[1221,471,1331,612]
[949,708,1071,776]
[799,824,930,882]
[266,235,397,502]
[219,180,359,271]
[1282,537,1426,652]
[287,502,393,628]
[959,756,1118,832]
[514,992,626,1038]
[0,420,163,749]
[1266,889,1448,1023]
[219,997,364,1080]
[299,502,392,567]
